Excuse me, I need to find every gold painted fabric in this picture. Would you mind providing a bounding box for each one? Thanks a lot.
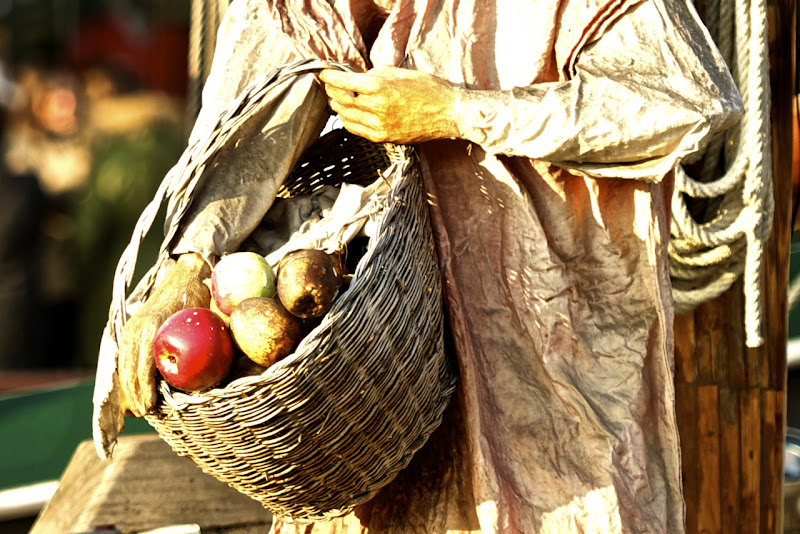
[93,1,742,532]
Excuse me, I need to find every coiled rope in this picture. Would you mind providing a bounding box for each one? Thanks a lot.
[669,0,773,347]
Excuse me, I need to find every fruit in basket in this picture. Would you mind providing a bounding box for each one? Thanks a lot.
[211,252,276,316]
[277,249,344,319]
[153,307,235,391]
[209,294,230,325]
[227,355,268,382]
[229,297,305,367]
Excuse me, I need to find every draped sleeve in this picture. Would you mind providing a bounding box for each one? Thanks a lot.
[451,0,743,180]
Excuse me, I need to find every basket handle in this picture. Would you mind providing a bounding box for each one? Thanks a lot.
[107,59,357,345]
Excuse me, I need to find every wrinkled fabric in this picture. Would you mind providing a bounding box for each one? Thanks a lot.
[93,0,743,532]
[171,72,331,262]
[452,0,743,179]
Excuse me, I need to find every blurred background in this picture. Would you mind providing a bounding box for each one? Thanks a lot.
[0,0,191,375]
[0,1,210,529]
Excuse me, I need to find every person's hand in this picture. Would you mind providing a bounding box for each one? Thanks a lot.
[319,66,459,144]
[118,252,212,417]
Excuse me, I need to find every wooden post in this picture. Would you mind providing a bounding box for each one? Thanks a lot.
[674,0,794,532]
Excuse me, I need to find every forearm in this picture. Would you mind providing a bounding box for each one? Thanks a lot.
[451,0,743,180]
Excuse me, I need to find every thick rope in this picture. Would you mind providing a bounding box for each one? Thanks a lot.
[669,0,773,347]
[186,0,230,132]
[185,0,207,131]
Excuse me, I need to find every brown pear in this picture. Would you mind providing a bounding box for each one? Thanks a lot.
[277,249,343,319]
[229,297,304,368]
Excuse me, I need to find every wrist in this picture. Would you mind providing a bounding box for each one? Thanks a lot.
[451,87,512,147]
[435,83,461,140]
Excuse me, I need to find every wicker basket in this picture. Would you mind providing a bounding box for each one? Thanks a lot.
[278,122,394,198]
[109,60,457,522]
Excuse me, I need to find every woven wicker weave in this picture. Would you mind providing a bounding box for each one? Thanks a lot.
[109,60,457,522]
[279,126,393,198]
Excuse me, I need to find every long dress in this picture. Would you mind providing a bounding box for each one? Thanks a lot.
[94,0,743,531]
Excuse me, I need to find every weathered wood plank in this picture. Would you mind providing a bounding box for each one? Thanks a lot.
[718,387,741,534]
[739,389,762,530]
[696,385,721,533]
[674,313,697,384]
[760,389,781,533]
[694,305,717,384]
[765,0,793,393]
[717,288,748,390]
[674,0,793,531]
[675,381,699,530]
[30,435,273,534]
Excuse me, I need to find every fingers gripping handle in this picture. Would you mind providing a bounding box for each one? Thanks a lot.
[107,59,357,345]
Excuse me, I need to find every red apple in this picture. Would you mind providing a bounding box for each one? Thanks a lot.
[153,307,235,391]
[211,252,276,316]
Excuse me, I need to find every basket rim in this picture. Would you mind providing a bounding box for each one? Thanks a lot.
[151,144,419,411]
